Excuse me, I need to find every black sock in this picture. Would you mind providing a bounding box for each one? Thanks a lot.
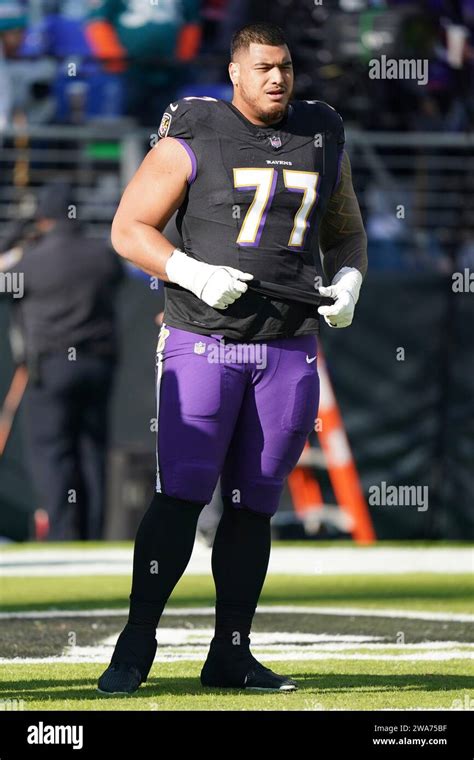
[211,500,271,655]
[111,491,205,676]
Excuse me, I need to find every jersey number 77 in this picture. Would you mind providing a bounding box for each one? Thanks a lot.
[233,168,320,248]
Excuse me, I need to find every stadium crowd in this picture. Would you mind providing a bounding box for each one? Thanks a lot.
[0,0,472,130]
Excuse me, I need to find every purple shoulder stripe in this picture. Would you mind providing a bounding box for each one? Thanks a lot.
[174,138,197,184]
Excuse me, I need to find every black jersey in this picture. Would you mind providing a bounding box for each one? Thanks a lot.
[158,97,345,342]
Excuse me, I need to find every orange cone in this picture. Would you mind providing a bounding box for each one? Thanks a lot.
[316,350,376,543]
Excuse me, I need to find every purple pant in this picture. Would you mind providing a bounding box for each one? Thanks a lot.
[155,325,319,516]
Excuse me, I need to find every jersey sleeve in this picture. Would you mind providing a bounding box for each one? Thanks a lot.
[319,151,368,280]
[328,107,345,194]
[157,100,197,183]
[303,100,346,193]
[157,101,193,140]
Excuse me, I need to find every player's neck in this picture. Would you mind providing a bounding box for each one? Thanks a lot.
[231,97,286,127]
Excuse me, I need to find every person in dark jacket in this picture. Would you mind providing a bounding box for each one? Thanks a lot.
[0,180,124,539]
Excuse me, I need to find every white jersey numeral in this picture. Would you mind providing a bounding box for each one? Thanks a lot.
[233,167,319,247]
[283,170,320,247]
[233,167,276,245]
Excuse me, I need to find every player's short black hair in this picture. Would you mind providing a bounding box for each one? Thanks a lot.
[230,23,287,60]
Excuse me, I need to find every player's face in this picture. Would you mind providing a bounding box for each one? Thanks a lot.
[230,43,294,125]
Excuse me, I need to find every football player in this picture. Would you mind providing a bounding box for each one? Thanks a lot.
[98,22,367,695]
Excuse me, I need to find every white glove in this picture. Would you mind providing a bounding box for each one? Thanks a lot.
[165,248,253,309]
[318,267,363,328]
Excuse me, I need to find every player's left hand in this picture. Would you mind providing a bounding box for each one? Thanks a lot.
[317,267,363,329]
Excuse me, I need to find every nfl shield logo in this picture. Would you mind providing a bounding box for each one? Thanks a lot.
[269,134,282,149]
[194,341,206,355]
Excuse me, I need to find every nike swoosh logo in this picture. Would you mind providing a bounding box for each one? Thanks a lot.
[306,355,317,364]
[169,103,178,112]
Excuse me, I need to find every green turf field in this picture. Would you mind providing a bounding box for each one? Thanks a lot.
[1,660,472,711]
[1,543,473,711]
[1,573,472,613]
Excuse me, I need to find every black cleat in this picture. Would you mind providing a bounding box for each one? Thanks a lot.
[97,623,157,696]
[201,646,297,692]
[243,660,298,692]
[97,663,143,696]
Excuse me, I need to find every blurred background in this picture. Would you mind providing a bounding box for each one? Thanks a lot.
[0,0,473,544]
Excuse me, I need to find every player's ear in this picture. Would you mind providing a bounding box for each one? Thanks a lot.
[229,61,240,86]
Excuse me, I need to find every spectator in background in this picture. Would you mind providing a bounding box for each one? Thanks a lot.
[19,2,124,123]
[0,0,65,127]
[386,0,474,131]
[0,0,27,132]
[85,0,202,125]
[0,181,124,540]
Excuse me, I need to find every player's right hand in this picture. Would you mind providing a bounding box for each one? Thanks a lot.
[199,265,253,309]
[165,248,253,309]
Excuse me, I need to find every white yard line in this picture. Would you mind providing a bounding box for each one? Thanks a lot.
[1,624,472,666]
[1,654,472,664]
[2,625,473,666]
[0,546,472,576]
[69,629,474,651]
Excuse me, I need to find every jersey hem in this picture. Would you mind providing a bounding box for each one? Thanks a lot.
[163,317,320,342]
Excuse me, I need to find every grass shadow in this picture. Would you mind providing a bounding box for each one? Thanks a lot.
[1,671,473,704]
